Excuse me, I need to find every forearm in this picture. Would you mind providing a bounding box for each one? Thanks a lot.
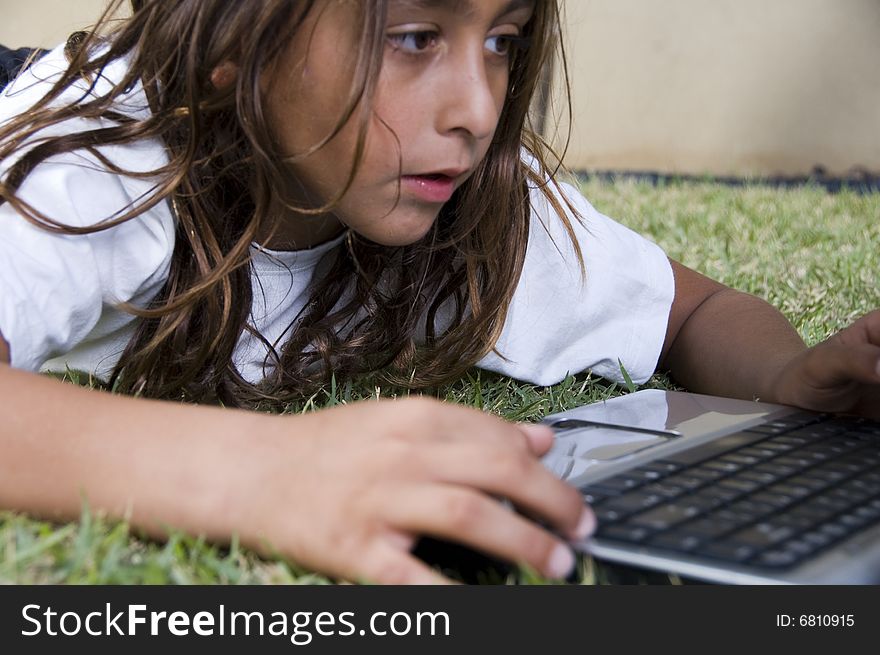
[0,362,283,545]
[662,288,808,402]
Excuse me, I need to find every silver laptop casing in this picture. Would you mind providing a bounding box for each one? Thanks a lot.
[541,390,880,584]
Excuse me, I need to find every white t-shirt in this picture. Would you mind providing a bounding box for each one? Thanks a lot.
[0,46,674,387]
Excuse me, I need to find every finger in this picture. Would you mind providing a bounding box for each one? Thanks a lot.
[384,485,578,581]
[517,422,555,456]
[356,542,458,585]
[409,440,594,541]
[836,310,880,347]
[807,341,880,387]
[404,398,536,452]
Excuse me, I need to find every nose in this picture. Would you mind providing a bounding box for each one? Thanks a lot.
[435,46,502,142]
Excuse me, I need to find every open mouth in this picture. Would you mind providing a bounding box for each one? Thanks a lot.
[415,173,454,182]
[401,174,458,203]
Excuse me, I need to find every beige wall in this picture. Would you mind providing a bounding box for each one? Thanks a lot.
[553,0,880,176]
[0,0,111,48]
[3,0,879,177]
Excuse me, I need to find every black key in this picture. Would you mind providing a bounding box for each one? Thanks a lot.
[853,505,880,521]
[755,549,800,568]
[594,506,625,525]
[835,457,872,474]
[592,476,644,492]
[842,477,880,495]
[824,438,863,453]
[601,493,664,516]
[678,489,727,512]
[727,499,775,521]
[788,426,844,440]
[738,446,779,460]
[582,491,606,505]
[788,504,837,525]
[821,416,862,432]
[662,474,706,491]
[772,514,816,531]
[722,453,762,466]
[816,489,855,512]
[831,485,871,504]
[694,486,742,504]
[800,531,833,548]
[780,539,819,557]
[821,461,863,476]
[628,468,666,483]
[681,493,725,513]
[579,485,622,503]
[803,467,848,484]
[737,470,778,485]
[711,509,756,528]
[726,522,796,549]
[771,435,810,447]
[698,542,756,562]
[854,453,880,467]
[702,460,742,474]
[745,424,789,435]
[798,447,833,462]
[728,498,775,518]
[758,441,797,454]
[838,513,869,528]
[677,518,739,540]
[596,524,653,543]
[647,532,703,553]
[763,418,809,430]
[781,412,827,426]
[752,462,798,478]
[718,477,763,494]
[660,432,768,466]
[688,467,727,483]
[786,475,831,493]
[766,483,812,499]
[772,455,815,470]
[792,421,846,437]
[818,523,849,539]
[750,491,797,509]
[642,483,686,499]
[637,461,681,475]
[629,504,702,530]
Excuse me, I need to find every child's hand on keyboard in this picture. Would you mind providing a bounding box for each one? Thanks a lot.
[771,309,880,419]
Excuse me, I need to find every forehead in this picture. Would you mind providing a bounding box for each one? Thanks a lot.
[392,0,536,18]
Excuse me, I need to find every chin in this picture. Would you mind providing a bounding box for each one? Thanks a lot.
[359,211,439,247]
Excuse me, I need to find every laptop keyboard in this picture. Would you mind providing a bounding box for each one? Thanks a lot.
[581,412,880,570]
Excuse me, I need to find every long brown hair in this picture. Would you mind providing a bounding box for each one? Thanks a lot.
[0,0,580,406]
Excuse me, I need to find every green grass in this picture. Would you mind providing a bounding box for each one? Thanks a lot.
[2,178,878,585]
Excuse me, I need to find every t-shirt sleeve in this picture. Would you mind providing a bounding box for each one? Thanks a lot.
[0,149,174,372]
[476,180,675,386]
[0,44,173,372]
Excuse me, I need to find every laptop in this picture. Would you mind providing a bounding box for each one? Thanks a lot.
[540,389,880,584]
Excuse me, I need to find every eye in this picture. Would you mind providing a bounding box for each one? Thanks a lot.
[485,34,530,58]
[386,30,440,54]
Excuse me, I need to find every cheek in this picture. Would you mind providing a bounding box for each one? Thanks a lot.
[268,78,356,162]
[264,6,364,158]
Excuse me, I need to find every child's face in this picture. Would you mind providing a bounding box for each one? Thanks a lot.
[264,0,535,247]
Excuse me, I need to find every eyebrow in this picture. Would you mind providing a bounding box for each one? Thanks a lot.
[395,0,535,20]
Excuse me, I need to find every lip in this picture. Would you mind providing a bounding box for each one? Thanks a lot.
[400,168,468,204]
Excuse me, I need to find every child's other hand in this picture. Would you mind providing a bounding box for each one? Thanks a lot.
[225,397,594,584]
[772,309,880,418]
